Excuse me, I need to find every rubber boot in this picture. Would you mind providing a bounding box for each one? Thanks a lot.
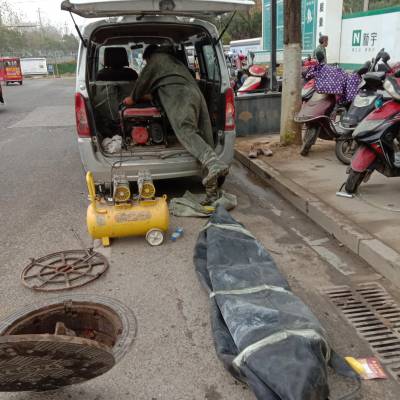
[202,159,229,188]
[201,181,220,206]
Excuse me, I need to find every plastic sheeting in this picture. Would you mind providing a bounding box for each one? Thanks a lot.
[194,206,359,400]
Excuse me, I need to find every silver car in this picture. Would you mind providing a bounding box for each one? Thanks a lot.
[62,0,253,186]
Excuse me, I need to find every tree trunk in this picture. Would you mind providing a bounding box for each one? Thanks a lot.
[280,0,302,145]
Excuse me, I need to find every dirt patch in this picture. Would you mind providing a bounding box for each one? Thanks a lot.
[236,135,302,162]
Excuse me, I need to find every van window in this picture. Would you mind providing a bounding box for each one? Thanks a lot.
[97,45,144,74]
[202,45,220,82]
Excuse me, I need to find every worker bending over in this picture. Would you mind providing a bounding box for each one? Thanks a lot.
[124,45,228,204]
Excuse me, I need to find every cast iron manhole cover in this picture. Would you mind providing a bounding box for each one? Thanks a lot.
[21,250,109,291]
[0,295,137,392]
[324,283,400,365]
[0,334,114,392]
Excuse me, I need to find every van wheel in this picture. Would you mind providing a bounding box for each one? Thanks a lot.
[345,169,366,194]
[300,126,319,157]
[19,81,23,86]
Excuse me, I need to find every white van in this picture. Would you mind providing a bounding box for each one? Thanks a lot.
[62,0,253,188]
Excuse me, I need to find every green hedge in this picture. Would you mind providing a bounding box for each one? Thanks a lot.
[55,62,77,75]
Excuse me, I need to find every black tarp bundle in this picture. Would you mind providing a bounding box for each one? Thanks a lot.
[194,206,359,400]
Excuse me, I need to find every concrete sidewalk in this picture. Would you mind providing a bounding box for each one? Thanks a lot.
[236,137,400,288]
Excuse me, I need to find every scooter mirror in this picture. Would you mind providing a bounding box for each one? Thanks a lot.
[381,52,391,63]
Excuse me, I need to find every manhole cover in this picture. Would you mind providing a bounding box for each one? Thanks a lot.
[21,250,109,291]
[0,334,114,392]
[324,283,400,364]
[0,295,137,392]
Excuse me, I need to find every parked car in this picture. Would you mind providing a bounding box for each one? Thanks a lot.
[62,0,252,189]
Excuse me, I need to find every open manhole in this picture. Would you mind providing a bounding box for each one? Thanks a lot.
[324,283,400,366]
[0,294,137,392]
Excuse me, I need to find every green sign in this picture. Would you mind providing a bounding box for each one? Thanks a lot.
[352,30,362,46]
[303,0,317,51]
[262,0,318,54]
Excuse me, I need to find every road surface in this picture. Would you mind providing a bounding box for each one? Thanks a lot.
[0,78,399,399]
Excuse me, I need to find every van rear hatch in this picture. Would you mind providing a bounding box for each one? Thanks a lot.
[61,0,254,18]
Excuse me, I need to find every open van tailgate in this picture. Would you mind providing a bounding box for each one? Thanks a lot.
[61,0,254,18]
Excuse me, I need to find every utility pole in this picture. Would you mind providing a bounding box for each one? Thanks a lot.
[270,0,277,91]
[280,0,302,145]
[363,0,369,12]
[37,7,43,38]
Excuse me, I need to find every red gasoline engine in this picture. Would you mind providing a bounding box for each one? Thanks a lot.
[120,105,166,146]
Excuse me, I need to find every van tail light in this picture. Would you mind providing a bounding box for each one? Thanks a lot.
[75,93,91,138]
[225,87,236,131]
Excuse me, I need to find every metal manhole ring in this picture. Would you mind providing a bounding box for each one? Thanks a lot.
[0,294,137,364]
[21,249,109,292]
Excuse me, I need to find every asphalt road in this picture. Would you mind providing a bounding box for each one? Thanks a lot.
[0,78,399,399]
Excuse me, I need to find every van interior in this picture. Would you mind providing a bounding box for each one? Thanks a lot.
[86,22,225,156]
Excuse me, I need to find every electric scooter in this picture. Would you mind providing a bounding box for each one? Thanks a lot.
[294,63,371,163]
[237,65,268,96]
[337,50,397,164]
[344,74,400,194]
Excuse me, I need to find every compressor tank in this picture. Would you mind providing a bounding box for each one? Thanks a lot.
[86,172,169,247]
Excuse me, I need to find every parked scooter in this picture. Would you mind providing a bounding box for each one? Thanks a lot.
[237,65,268,96]
[294,63,370,163]
[344,73,400,194]
[337,49,397,164]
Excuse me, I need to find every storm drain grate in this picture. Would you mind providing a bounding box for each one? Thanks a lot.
[324,282,400,364]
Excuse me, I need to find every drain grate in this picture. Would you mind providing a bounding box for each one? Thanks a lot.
[324,282,400,364]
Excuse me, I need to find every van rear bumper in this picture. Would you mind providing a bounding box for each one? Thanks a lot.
[77,131,235,183]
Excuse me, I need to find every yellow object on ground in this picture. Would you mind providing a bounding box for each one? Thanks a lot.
[345,357,366,376]
[86,172,169,247]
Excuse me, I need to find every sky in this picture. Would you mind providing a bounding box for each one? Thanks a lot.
[7,0,85,32]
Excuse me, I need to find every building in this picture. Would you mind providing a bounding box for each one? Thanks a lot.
[259,0,400,67]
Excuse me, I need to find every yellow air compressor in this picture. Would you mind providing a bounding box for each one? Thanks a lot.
[86,171,169,247]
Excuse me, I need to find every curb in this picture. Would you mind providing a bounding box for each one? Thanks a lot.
[235,149,400,288]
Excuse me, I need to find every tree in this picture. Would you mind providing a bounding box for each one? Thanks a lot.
[0,0,78,58]
[279,0,302,145]
[209,3,262,43]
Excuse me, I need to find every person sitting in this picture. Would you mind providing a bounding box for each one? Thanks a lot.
[123,45,229,204]
[97,47,138,82]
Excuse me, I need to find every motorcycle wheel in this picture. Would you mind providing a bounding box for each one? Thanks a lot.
[300,126,319,157]
[345,169,366,194]
[335,137,357,165]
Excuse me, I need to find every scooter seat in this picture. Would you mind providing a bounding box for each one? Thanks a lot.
[123,106,162,118]
[364,71,386,82]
